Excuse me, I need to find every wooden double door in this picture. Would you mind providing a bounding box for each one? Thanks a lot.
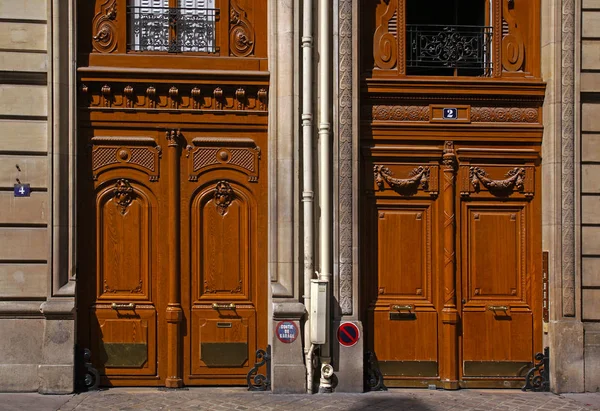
[77,129,268,387]
[362,141,542,388]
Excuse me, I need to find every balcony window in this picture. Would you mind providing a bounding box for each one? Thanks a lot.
[406,0,492,76]
[128,0,218,53]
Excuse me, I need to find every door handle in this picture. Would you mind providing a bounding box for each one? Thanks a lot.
[111,303,136,310]
[488,305,509,313]
[212,303,236,310]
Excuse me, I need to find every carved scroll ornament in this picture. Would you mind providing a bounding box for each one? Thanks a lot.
[470,166,525,193]
[373,0,398,70]
[230,0,255,57]
[113,179,135,215]
[374,165,429,194]
[214,181,234,216]
[501,0,525,72]
[92,0,118,53]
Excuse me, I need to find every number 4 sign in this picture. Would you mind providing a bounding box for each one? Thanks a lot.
[14,184,31,197]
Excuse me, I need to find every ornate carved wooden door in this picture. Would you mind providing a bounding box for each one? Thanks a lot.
[77,129,268,387]
[78,132,169,386]
[362,142,542,389]
[181,134,268,385]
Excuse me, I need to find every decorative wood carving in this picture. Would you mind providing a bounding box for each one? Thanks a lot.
[460,165,534,198]
[124,85,134,108]
[471,107,538,123]
[92,0,118,53]
[471,166,524,192]
[187,137,260,182]
[80,82,268,113]
[91,136,162,181]
[113,179,135,215]
[501,0,525,72]
[374,164,438,196]
[214,181,234,216]
[230,0,255,57]
[103,279,143,294]
[441,140,459,383]
[373,0,398,70]
[371,105,430,121]
[369,105,539,123]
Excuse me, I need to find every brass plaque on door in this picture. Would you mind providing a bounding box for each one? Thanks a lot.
[201,342,248,367]
[103,342,148,368]
[463,361,532,377]
[378,361,438,377]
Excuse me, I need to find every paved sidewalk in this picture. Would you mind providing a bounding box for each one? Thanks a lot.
[1,388,599,411]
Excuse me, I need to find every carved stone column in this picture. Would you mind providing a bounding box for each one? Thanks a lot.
[440,141,459,389]
[165,130,183,388]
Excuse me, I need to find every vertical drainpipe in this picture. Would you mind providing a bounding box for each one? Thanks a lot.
[302,0,316,394]
[318,0,333,393]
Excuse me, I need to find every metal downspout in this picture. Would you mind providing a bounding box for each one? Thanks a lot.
[302,0,316,394]
[318,0,333,393]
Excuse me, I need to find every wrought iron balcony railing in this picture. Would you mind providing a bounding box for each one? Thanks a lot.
[406,24,493,76]
[127,6,219,53]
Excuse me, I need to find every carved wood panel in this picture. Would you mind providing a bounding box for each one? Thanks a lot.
[377,207,432,302]
[90,306,157,377]
[463,207,527,303]
[191,182,250,298]
[182,131,267,385]
[95,179,157,301]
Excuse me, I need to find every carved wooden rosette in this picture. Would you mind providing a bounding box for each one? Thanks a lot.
[501,0,525,72]
[92,0,118,53]
[460,165,534,198]
[373,164,438,196]
[230,0,255,57]
[186,137,260,182]
[92,137,162,182]
[440,141,459,386]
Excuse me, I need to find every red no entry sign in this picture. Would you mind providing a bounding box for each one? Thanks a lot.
[337,322,360,347]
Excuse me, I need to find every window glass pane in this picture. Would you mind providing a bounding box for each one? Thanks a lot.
[406,0,491,77]
[177,0,217,52]
[129,0,169,52]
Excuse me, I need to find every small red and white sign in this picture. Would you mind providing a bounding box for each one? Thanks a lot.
[337,322,360,347]
[276,321,298,344]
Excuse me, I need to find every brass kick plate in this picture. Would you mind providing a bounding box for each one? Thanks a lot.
[463,361,532,377]
[201,342,248,367]
[103,342,148,368]
[378,361,438,377]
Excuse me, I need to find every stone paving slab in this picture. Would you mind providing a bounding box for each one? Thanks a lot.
[44,388,600,411]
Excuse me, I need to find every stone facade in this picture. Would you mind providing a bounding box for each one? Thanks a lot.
[542,0,600,393]
[0,0,75,393]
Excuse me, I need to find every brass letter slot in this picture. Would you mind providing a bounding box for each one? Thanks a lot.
[111,303,136,310]
[217,322,232,328]
[212,303,236,310]
[389,304,415,320]
[391,304,413,312]
[488,305,509,316]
